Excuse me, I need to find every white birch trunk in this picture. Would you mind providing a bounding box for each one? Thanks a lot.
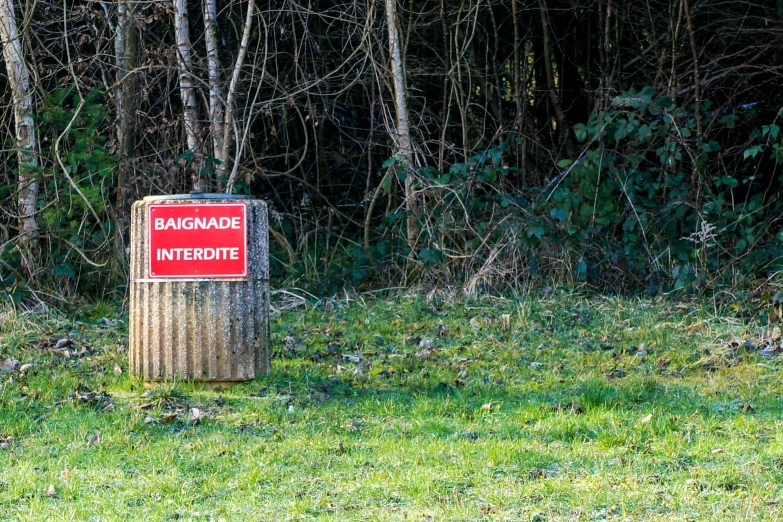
[204,0,224,174]
[0,0,38,266]
[384,0,417,250]
[173,0,203,189]
[115,2,127,105]
[223,0,255,193]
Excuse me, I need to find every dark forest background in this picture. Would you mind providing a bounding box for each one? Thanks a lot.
[2,0,783,302]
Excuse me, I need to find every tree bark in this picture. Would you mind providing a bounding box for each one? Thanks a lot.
[0,0,38,271]
[114,0,138,258]
[682,0,701,137]
[512,0,522,133]
[537,0,572,156]
[223,0,255,194]
[173,0,203,189]
[204,0,224,185]
[385,0,418,251]
[438,0,450,172]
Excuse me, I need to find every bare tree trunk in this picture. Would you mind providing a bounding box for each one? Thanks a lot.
[512,0,522,133]
[173,0,203,189]
[0,0,38,271]
[682,0,701,137]
[204,0,224,184]
[385,0,418,251]
[537,0,572,156]
[682,0,702,209]
[114,0,138,258]
[438,0,450,172]
[223,0,255,194]
[668,0,684,102]
[511,0,528,179]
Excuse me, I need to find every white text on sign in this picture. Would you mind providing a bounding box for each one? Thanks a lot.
[156,247,240,261]
[153,216,242,231]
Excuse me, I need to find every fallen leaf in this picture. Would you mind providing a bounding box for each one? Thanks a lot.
[113,364,122,376]
[61,469,70,482]
[480,403,493,411]
[637,343,648,356]
[87,432,100,446]
[18,363,31,373]
[501,314,512,330]
[342,419,363,431]
[639,413,653,424]
[416,348,435,359]
[0,359,20,372]
[702,360,719,370]
[456,430,480,441]
[607,368,627,380]
[419,338,433,349]
[190,407,203,420]
[684,321,705,332]
[712,448,724,454]
[46,484,56,497]
[656,357,671,370]
[144,415,159,424]
[437,325,447,337]
[554,402,583,414]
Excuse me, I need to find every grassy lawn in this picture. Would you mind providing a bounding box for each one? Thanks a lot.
[1,293,783,520]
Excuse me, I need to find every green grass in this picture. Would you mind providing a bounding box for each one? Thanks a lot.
[2,293,783,520]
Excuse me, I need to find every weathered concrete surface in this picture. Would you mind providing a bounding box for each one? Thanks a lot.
[129,196,269,382]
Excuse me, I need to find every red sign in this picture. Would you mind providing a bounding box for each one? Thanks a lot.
[148,203,247,278]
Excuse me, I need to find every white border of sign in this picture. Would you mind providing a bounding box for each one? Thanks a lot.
[147,202,249,279]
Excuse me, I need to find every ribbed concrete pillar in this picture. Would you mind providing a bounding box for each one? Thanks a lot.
[129,195,269,383]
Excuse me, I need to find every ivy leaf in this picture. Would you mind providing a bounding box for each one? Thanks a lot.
[490,147,502,166]
[576,258,588,281]
[381,156,398,168]
[573,123,587,142]
[743,146,762,160]
[551,208,567,221]
[418,248,443,266]
[557,159,573,168]
[656,96,674,109]
[527,225,545,239]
